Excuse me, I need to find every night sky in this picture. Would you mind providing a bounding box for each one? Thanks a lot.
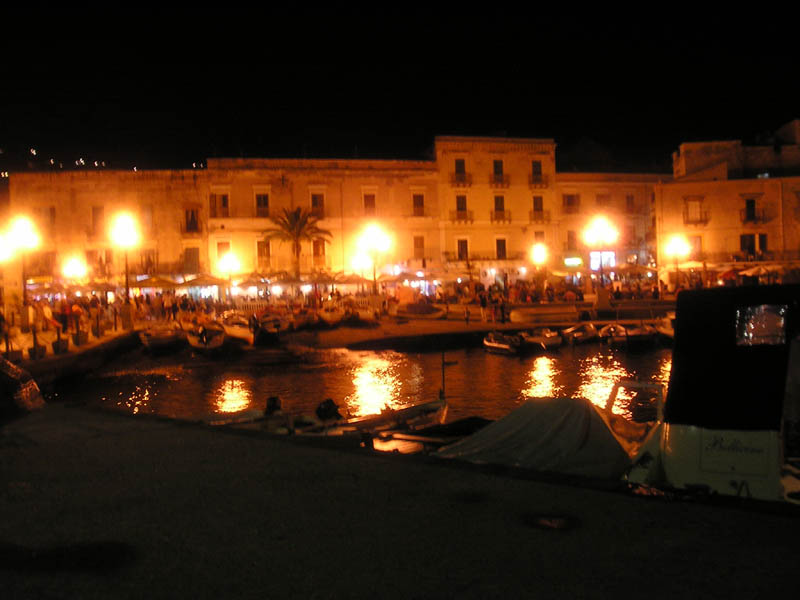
[2,10,798,173]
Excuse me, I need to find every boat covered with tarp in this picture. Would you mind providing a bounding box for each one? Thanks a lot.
[437,396,632,480]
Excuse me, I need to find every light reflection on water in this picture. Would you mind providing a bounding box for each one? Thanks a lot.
[62,344,672,423]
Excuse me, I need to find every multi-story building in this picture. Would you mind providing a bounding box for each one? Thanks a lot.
[1,135,675,308]
[654,119,800,281]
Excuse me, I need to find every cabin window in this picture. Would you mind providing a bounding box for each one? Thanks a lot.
[735,304,787,346]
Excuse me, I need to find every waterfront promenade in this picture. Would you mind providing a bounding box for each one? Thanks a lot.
[2,305,799,598]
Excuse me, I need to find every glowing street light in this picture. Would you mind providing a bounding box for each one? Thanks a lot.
[665,235,690,292]
[62,256,88,280]
[218,251,241,303]
[109,212,140,303]
[531,242,548,294]
[583,216,618,288]
[357,224,391,294]
[8,216,41,305]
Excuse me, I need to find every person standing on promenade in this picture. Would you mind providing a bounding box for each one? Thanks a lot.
[479,290,487,321]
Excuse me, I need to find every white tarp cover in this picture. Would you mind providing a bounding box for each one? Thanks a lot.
[437,397,631,480]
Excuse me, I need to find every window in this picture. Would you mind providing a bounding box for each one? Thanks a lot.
[91,206,104,236]
[626,194,636,213]
[413,194,424,217]
[563,194,580,213]
[684,197,706,224]
[257,240,270,270]
[217,241,231,258]
[456,195,467,211]
[534,231,545,242]
[140,249,157,274]
[454,159,466,174]
[311,193,325,218]
[363,194,376,216]
[566,230,577,251]
[184,209,199,233]
[414,236,425,260]
[532,196,543,212]
[689,235,702,258]
[493,160,503,176]
[496,239,507,260]
[183,247,200,273]
[758,233,768,252]
[740,234,756,256]
[494,196,505,212]
[35,206,56,230]
[457,239,469,261]
[313,239,326,266]
[209,193,229,218]
[141,205,154,235]
[531,160,542,176]
[596,193,611,207]
[256,193,269,218]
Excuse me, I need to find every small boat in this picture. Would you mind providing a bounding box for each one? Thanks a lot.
[598,323,657,350]
[220,310,254,345]
[561,323,599,345]
[138,321,186,354]
[185,320,226,352]
[483,331,522,355]
[318,305,346,328]
[655,311,676,344]
[519,327,562,351]
[254,313,284,346]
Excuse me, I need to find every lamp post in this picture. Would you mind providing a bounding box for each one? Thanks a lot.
[531,242,548,296]
[583,216,618,289]
[218,251,241,306]
[109,213,140,329]
[357,224,391,295]
[665,235,690,294]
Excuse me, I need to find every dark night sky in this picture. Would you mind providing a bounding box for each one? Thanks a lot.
[2,9,798,173]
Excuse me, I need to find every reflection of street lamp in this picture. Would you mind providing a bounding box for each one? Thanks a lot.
[665,235,690,292]
[109,212,140,303]
[357,224,391,294]
[218,251,241,303]
[583,216,618,288]
[531,242,548,293]
[8,216,41,306]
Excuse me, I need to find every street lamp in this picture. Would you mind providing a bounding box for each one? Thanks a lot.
[8,216,41,307]
[583,216,618,288]
[218,251,241,304]
[109,212,140,304]
[357,224,391,294]
[531,242,548,295]
[665,235,690,293]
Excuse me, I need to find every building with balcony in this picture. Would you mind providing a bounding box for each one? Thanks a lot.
[655,119,800,272]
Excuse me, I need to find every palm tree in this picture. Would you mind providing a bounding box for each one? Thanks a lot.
[263,207,332,279]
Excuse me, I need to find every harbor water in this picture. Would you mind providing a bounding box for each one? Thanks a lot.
[47,341,673,423]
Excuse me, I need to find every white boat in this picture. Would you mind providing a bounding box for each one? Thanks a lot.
[519,327,562,351]
[138,321,186,353]
[598,322,657,349]
[561,323,599,344]
[318,305,347,327]
[220,310,254,345]
[483,331,522,355]
[185,321,226,352]
[626,284,800,504]
[655,311,676,343]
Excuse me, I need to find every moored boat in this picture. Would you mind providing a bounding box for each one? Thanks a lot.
[220,310,254,345]
[185,320,226,352]
[519,327,562,351]
[483,331,522,355]
[138,321,186,354]
[561,322,599,345]
[599,322,657,350]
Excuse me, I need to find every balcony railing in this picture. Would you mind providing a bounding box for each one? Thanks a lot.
[450,172,472,187]
[529,209,550,223]
[490,210,511,222]
[181,223,202,236]
[562,204,580,214]
[450,210,474,222]
[683,206,710,225]
[489,173,510,187]
[529,174,548,187]
[740,207,768,223]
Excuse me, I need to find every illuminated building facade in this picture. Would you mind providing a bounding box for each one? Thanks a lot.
[654,119,800,276]
[4,135,664,303]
